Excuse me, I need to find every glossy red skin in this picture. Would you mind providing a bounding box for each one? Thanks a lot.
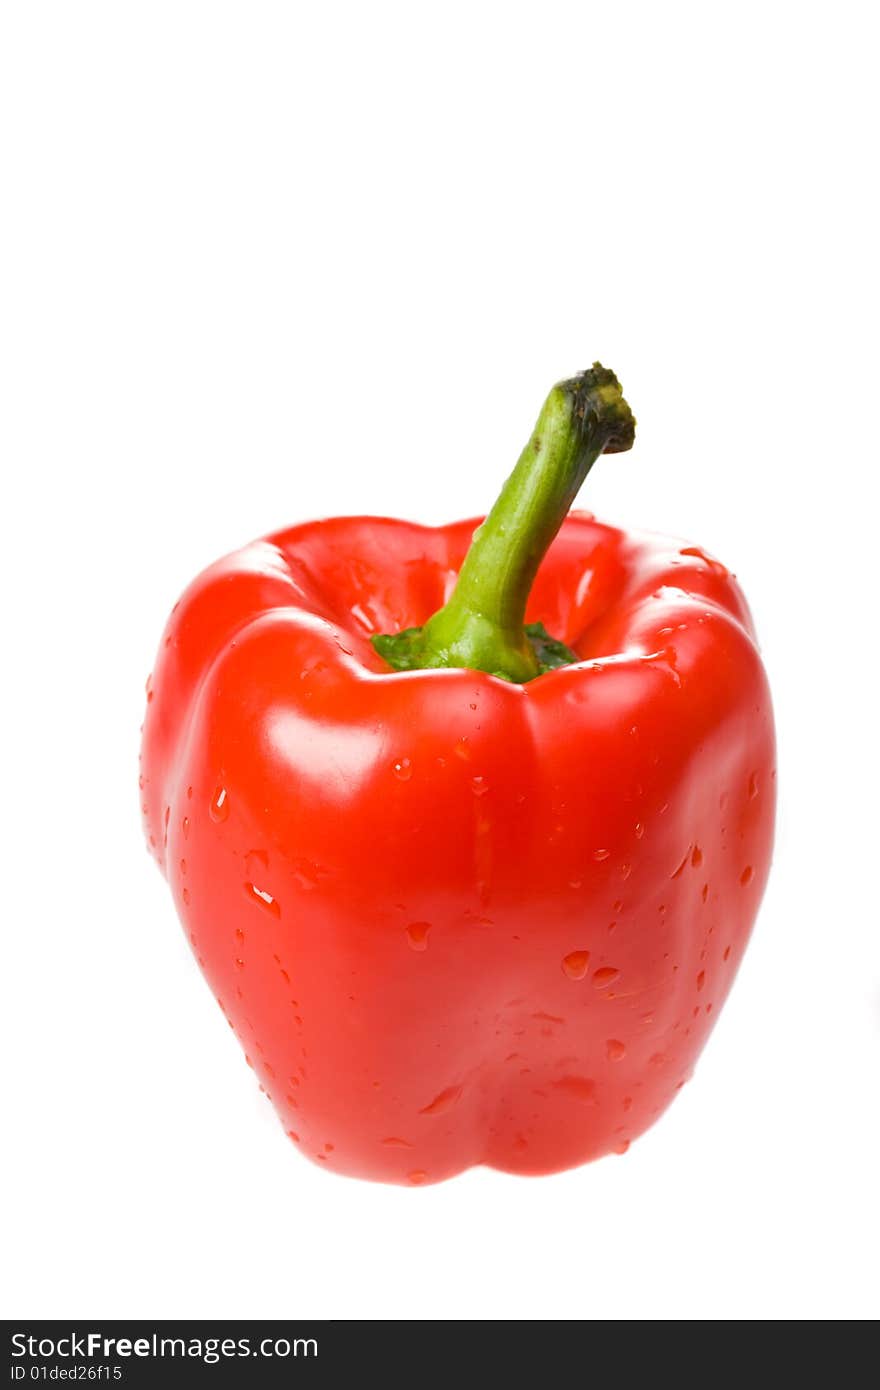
[140,512,775,1185]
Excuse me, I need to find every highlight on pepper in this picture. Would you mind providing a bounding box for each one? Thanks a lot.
[140,363,775,1185]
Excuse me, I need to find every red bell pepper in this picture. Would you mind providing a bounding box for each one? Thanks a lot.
[140,365,775,1184]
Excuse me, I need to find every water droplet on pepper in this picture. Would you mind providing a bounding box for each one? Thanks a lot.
[561,950,590,980]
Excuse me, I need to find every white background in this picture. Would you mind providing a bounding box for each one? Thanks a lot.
[2,2,877,1321]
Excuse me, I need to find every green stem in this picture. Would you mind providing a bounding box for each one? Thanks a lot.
[372,363,635,682]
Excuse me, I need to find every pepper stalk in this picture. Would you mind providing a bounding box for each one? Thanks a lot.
[372,363,636,682]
